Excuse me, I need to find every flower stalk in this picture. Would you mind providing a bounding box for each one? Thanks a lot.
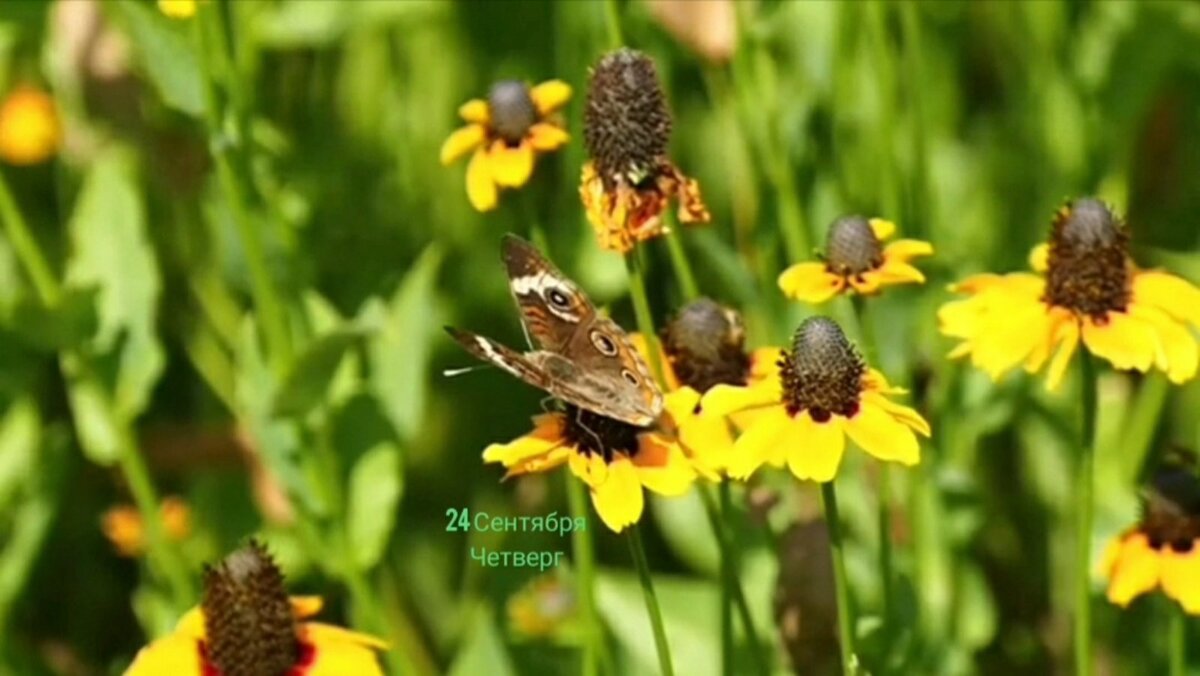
[628,524,675,676]
[566,473,602,676]
[1075,350,1098,676]
[822,481,857,675]
[1169,606,1186,676]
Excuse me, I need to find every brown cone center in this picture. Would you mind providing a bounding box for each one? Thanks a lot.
[1042,198,1131,319]
[780,317,864,421]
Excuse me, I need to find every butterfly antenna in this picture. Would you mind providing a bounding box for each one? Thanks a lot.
[442,363,492,378]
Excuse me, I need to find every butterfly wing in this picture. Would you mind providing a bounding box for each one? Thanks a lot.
[444,327,552,391]
[502,234,593,352]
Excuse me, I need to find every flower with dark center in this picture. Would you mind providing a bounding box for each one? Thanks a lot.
[701,316,930,482]
[779,215,932,304]
[579,48,709,254]
[940,197,1200,390]
[124,541,387,676]
[441,78,571,212]
[483,406,697,533]
[1103,454,1200,614]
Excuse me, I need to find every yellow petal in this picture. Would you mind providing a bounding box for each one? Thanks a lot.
[303,623,387,676]
[726,406,791,479]
[784,413,845,482]
[843,400,920,466]
[291,596,324,619]
[530,79,572,115]
[1133,270,1200,328]
[1080,311,1157,374]
[527,122,569,152]
[175,607,206,639]
[666,388,732,475]
[700,382,780,418]
[632,333,680,391]
[633,435,697,495]
[1160,545,1200,614]
[458,98,490,124]
[882,238,933,262]
[569,450,609,488]
[1106,533,1161,607]
[778,262,843,304]
[466,148,498,211]
[439,124,486,165]
[868,218,896,241]
[123,633,203,676]
[748,347,785,383]
[488,140,535,188]
[590,457,644,532]
[1029,243,1050,273]
[1044,313,1080,391]
[482,414,567,467]
[862,368,906,395]
[848,274,882,295]
[862,391,931,437]
[873,260,926,285]
[1130,303,1199,384]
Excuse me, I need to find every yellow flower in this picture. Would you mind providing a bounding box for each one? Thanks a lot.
[700,317,930,482]
[440,79,571,212]
[125,542,386,676]
[779,216,933,304]
[635,298,783,475]
[1101,460,1200,614]
[484,407,697,533]
[157,0,199,19]
[101,496,192,558]
[939,198,1200,390]
[0,85,60,165]
[580,49,709,254]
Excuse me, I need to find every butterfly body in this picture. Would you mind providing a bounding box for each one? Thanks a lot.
[446,235,663,427]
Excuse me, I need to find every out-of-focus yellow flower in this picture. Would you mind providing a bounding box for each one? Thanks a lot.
[101,496,191,558]
[580,48,709,254]
[779,216,933,304]
[441,79,571,212]
[507,573,577,639]
[939,198,1200,390]
[125,541,386,676]
[0,86,61,165]
[1102,459,1200,614]
[157,0,200,19]
[701,317,930,482]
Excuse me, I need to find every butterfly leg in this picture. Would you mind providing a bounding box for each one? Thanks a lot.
[538,395,561,414]
[572,406,607,458]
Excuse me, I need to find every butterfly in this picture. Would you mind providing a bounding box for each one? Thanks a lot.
[445,234,663,427]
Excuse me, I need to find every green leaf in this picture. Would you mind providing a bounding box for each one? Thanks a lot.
[447,605,516,676]
[252,0,443,49]
[271,329,365,418]
[346,442,403,570]
[597,571,721,676]
[0,399,39,517]
[65,149,165,421]
[367,244,442,440]
[108,0,205,116]
[6,286,98,352]
[63,360,121,465]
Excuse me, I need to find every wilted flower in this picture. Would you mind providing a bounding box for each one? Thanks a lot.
[441,79,571,212]
[580,48,709,253]
[940,198,1200,390]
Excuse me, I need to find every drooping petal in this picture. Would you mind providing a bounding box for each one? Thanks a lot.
[527,122,569,152]
[843,400,920,465]
[882,238,934,263]
[458,98,490,124]
[123,634,203,676]
[1129,304,1199,384]
[1132,270,1200,329]
[784,413,845,482]
[862,368,907,395]
[439,124,486,166]
[1160,545,1200,614]
[466,148,498,211]
[848,274,882,295]
[1080,311,1158,374]
[1106,533,1161,607]
[946,277,1055,381]
[488,140,535,188]
[868,218,896,241]
[530,80,572,115]
[1028,243,1050,273]
[590,457,645,532]
[482,414,567,466]
[726,406,791,479]
[778,262,844,304]
[568,451,609,488]
[302,623,387,676]
[665,388,732,476]
[873,260,926,285]
[701,381,781,418]
[861,391,931,437]
[633,434,697,496]
[1044,312,1080,391]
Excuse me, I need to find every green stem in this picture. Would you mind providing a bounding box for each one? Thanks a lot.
[821,481,857,675]
[718,484,734,676]
[625,252,666,385]
[1169,605,1187,676]
[0,172,58,304]
[628,525,675,676]
[699,487,769,676]
[567,474,602,676]
[603,0,624,49]
[1075,351,1097,676]
[664,226,700,300]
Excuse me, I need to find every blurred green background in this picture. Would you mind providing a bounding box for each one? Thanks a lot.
[0,0,1199,674]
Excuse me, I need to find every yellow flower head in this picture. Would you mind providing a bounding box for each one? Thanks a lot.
[778,216,933,304]
[580,49,709,254]
[440,79,571,212]
[158,0,200,19]
[939,198,1200,390]
[700,316,930,482]
[124,541,386,676]
[102,496,192,558]
[0,85,61,166]
[1102,455,1200,614]
[484,405,698,533]
[636,298,783,475]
